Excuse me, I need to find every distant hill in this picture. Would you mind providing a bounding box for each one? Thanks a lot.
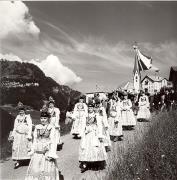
[0,59,82,120]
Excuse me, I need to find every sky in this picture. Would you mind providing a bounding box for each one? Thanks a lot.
[0,1,177,93]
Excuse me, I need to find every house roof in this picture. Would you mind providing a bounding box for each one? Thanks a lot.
[118,81,134,90]
[142,75,167,82]
[86,91,108,95]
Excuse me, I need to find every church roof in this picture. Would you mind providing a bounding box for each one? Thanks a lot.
[133,56,140,75]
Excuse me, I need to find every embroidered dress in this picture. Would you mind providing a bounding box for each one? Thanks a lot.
[108,100,123,137]
[79,112,107,162]
[48,107,61,152]
[137,95,151,120]
[95,106,111,148]
[99,106,111,147]
[121,99,136,126]
[12,114,32,160]
[25,124,59,180]
[71,103,87,137]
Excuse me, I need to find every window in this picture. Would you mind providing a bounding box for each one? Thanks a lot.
[145,80,148,85]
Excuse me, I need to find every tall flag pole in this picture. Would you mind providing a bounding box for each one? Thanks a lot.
[133,43,152,93]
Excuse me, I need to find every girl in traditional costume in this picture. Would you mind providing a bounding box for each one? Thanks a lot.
[11,102,32,168]
[121,93,136,127]
[137,91,151,120]
[47,96,61,153]
[25,111,59,180]
[71,96,88,138]
[108,96,123,142]
[94,99,111,151]
[79,103,107,173]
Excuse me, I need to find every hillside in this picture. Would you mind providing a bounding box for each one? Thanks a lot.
[0,59,81,120]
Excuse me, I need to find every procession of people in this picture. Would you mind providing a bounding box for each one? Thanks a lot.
[9,87,177,178]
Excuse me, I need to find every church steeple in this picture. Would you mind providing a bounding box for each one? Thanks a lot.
[133,44,141,93]
[132,43,152,93]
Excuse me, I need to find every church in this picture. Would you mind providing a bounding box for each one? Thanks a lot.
[119,44,173,95]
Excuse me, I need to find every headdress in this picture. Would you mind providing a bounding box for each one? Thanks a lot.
[40,110,50,118]
[79,95,85,99]
[88,102,94,107]
[17,102,25,111]
[48,96,55,104]
[94,98,101,105]
[123,92,128,96]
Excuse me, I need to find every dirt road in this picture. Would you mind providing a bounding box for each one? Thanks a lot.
[0,118,152,180]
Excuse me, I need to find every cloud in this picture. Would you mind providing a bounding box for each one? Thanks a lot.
[0,1,40,39]
[30,54,82,85]
[76,38,134,68]
[0,53,22,62]
[44,21,78,48]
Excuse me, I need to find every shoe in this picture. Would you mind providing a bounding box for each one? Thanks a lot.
[105,146,111,152]
[14,162,20,169]
[81,164,87,173]
[113,137,118,142]
[118,137,123,141]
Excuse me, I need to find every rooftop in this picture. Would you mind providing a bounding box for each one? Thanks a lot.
[142,75,166,82]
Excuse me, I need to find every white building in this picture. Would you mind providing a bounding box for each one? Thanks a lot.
[85,91,108,103]
[141,75,173,94]
[117,81,135,93]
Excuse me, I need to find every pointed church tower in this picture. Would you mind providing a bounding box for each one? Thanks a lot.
[133,45,141,93]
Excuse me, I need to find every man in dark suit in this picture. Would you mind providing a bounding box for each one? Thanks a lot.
[153,89,160,112]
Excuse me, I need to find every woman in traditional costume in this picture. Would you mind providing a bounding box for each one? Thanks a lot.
[11,102,32,168]
[137,91,151,120]
[108,96,123,142]
[47,96,61,153]
[25,111,59,180]
[79,103,107,173]
[71,96,88,138]
[94,99,111,151]
[121,93,136,128]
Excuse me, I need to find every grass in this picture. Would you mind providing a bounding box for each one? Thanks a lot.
[106,111,177,180]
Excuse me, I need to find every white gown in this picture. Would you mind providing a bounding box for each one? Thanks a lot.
[137,95,151,120]
[96,106,111,147]
[108,100,123,137]
[25,124,59,180]
[48,107,61,153]
[12,114,32,160]
[121,99,136,126]
[79,112,107,162]
[71,102,87,137]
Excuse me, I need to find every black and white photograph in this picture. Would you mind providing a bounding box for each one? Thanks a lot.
[0,1,177,180]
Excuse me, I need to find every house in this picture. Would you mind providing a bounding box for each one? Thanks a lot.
[141,75,173,94]
[85,91,108,103]
[117,81,135,93]
[169,66,177,91]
